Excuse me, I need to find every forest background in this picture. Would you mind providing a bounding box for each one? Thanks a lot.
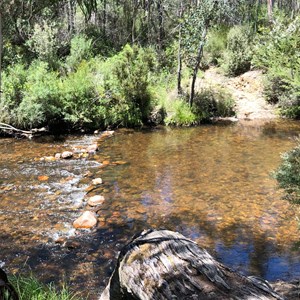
[1,0,300,132]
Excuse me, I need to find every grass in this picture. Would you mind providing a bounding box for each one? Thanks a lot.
[9,275,83,300]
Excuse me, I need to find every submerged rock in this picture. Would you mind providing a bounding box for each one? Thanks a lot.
[88,195,105,206]
[55,153,61,159]
[87,144,99,153]
[61,151,73,159]
[73,211,97,229]
[92,178,103,185]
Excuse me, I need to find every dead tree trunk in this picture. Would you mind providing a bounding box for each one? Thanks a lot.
[100,230,285,300]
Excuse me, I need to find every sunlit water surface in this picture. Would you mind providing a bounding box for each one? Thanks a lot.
[1,119,300,299]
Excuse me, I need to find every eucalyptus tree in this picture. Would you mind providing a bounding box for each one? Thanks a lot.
[180,0,251,107]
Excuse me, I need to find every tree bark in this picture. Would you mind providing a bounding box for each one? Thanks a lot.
[177,2,183,96]
[100,230,285,300]
[267,0,273,22]
[189,25,207,108]
[0,11,2,100]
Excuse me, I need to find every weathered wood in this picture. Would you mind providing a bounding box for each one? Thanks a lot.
[0,122,47,138]
[0,268,19,300]
[100,230,285,300]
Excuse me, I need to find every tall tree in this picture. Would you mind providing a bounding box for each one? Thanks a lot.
[0,11,2,99]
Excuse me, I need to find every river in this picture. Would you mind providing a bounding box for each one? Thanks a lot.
[1,119,300,299]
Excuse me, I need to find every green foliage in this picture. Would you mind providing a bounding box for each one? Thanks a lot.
[165,99,197,126]
[274,141,300,204]
[65,35,93,71]
[181,1,217,69]
[192,87,235,121]
[203,26,228,66]
[253,15,300,118]
[1,61,61,129]
[60,60,100,129]
[0,64,27,124]
[101,44,157,127]
[10,275,80,300]
[26,21,59,68]
[16,61,61,129]
[222,25,253,76]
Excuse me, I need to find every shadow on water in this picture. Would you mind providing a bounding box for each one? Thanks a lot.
[1,120,300,299]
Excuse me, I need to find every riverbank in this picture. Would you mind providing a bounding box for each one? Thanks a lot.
[197,67,277,120]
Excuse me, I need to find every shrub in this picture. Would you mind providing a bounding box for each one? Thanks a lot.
[60,60,100,129]
[16,61,61,129]
[274,141,300,204]
[165,99,197,126]
[65,34,93,72]
[192,87,235,121]
[222,25,253,76]
[0,64,27,124]
[204,26,228,66]
[100,44,157,127]
[253,16,300,118]
[26,21,59,68]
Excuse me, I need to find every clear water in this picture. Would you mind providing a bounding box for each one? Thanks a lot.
[1,120,300,299]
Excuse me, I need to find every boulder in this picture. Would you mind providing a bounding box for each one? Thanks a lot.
[73,211,97,229]
[88,195,105,206]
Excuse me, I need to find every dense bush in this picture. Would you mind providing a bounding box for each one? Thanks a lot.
[222,25,253,76]
[0,44,162,131]
[1,61,61,129]
[100,44,157,127]
[65,35,93,72]
[0,64,27,124]
[253,15,300,118]
[165,99,197,126]
[203,26,228,67]
[274,141,300,204]
[60,60,101,129]
[192,87,235,121]
[26,21,60,69]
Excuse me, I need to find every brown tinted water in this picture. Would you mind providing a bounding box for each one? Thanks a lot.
[1,120,300,299]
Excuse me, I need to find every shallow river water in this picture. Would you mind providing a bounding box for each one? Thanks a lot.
[1,119,300,299]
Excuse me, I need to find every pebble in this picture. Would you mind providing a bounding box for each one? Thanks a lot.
[61,151,73,159]
[92,178,103,185]
[88,195,105,206]
[73,211,97,229]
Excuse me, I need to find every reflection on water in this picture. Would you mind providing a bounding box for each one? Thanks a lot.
[1,120,300,299]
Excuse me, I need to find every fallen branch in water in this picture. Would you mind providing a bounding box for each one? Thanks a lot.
[0,122,47,138]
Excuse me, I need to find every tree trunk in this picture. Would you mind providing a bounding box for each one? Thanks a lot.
[67,0,76,35]
[177,2,183,95]
[267,0,273,21]
[0,11,2,100]
[157,0,164,51]
[189,25,207,108]
[100,230,285,300]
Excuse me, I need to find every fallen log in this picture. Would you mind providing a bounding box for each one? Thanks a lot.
[100,229,285,300]
[0,122,47,138]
